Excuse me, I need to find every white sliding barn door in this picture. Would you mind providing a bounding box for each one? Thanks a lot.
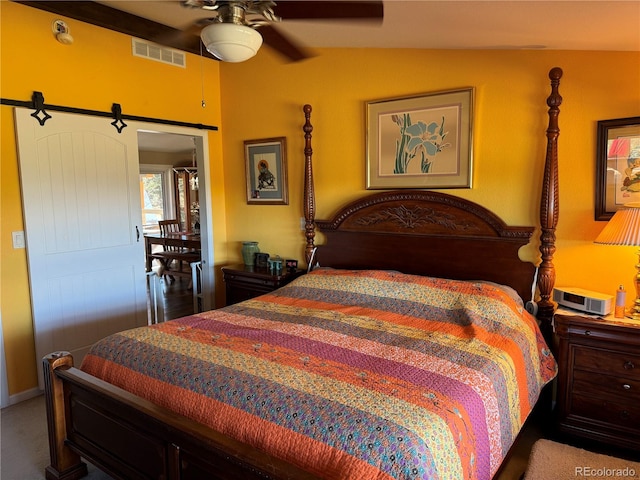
[15,108,148,387]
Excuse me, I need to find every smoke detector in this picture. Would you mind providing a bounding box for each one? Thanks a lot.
[52,20,74,45]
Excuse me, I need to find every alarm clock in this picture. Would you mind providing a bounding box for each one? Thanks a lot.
[553,287,613,316]
[286,259,298,272]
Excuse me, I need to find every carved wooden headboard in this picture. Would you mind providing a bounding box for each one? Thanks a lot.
[314,190,535,301]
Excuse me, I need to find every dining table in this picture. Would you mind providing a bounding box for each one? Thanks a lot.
[144,231,201,272]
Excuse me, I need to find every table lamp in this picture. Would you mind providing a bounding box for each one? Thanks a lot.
[594,202,640,320]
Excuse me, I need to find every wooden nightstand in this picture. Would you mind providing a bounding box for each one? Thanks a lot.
[221,264,304,306]
[555,313,640,451]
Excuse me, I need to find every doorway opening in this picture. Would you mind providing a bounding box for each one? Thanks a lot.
[137,129,214,321]
[140,165,197,321]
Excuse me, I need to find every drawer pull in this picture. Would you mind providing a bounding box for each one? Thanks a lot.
[623,384,631,390]
[621,410,630,420]
[624,361,635,370]
[584,330,592,336]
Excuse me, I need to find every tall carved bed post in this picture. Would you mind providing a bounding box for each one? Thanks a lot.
[303,104,316,265]
[537,67,563,340]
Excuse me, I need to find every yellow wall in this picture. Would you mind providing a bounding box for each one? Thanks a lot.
[0,2,226,395]
[218,47,640,305]
[2,0,640,398]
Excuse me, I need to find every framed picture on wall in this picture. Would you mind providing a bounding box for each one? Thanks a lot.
[244,137,288,205]
[595,116,640,220]
[366,88,474,189]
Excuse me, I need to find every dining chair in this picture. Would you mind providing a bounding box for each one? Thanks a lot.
[153,219,200,285]
[158,219,181,236]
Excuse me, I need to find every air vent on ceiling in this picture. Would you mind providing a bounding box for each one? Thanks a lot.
[132,38,186,68]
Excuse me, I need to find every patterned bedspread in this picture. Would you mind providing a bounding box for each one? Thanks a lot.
[82,268,556,480]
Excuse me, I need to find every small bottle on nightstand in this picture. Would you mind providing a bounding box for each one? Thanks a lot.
[615,284,626,318]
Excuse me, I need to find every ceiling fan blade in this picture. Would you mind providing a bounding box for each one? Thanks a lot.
[274,1,383,21]
[259,24,312,62]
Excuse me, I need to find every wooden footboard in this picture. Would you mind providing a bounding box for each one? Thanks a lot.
[43,352,321,480]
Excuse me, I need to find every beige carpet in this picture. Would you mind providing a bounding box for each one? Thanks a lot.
[524,439,640,480]
[1,395,112,480]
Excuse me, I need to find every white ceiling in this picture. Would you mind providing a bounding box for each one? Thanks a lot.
[138,131,198,152]
[101,0,640,52]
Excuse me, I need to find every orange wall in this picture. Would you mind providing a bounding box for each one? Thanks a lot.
[2,0,640,398]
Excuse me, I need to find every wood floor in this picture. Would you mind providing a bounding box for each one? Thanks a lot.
[146,248,200,322]
[164,277,196,319]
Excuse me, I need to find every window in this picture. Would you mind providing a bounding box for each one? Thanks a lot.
[139,165,175,234]
[140,172,165,233]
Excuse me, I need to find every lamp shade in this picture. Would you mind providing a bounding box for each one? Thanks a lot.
[594,202,640,246]
[200,23,263,63]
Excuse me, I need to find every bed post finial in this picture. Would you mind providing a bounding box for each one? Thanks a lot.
[537,67,563,340]
[43,352,88,480]
[303,104,316,265]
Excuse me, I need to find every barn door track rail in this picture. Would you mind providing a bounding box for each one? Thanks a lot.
[1,91,218,132]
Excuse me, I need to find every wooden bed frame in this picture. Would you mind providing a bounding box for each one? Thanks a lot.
[43,67,562,480]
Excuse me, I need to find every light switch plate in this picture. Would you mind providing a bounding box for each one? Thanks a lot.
[12,231,25,249]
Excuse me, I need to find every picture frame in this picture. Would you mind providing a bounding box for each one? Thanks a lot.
[244,137,288,205]
[595,116,640,220]
[366,88,474,189]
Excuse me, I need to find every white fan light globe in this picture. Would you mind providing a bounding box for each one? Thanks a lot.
[201,23,263,63]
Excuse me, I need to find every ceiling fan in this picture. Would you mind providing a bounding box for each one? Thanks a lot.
[180,0,384,63]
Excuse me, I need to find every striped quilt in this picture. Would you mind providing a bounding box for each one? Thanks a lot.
[82,268,557,480]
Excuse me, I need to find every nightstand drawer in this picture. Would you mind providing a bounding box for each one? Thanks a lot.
[555,313,640,451]
[574,346,640,379]
[572,393,640,430]
[224,273,279,287]
[573,370,640,403]
[222,264,304,306]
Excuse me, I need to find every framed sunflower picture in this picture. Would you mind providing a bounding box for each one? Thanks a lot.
[366,88,474,189]
[244,137,288,205]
